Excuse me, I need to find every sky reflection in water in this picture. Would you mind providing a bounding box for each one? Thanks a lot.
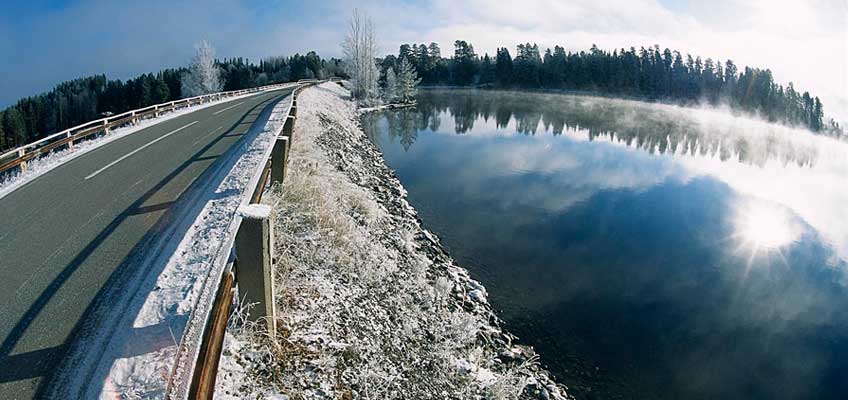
[363,90,848,400]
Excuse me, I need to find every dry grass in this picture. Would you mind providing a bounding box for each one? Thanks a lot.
[215,83,569,400]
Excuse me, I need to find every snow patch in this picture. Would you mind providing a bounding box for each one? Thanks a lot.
[239,204,272,220]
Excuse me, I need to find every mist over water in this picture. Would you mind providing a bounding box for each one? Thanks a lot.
[363,90,848,400]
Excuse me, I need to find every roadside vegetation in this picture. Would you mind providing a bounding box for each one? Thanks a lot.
[217,81,569,400]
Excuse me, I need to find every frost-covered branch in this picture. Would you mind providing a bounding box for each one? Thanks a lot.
[342,10,380,104]
[181,40,223,97]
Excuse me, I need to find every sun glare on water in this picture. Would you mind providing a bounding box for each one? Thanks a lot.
[734,200,800,253]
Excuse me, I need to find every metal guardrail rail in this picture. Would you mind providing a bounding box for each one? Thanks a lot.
[0,82,298,175]
[171,80,318,400]
[1,75,331,397]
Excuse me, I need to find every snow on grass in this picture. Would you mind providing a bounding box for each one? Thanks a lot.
[47,89,296,400]
[216,82,570,400]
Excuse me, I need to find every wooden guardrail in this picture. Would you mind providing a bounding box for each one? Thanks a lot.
[181,81,317,400]
[1,76,330,398]
[0,82,299,175]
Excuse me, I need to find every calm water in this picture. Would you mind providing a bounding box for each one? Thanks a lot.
[363,90,848,400]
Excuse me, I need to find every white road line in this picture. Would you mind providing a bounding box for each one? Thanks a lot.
[212,102,245,115]
[192,126,224,147]
[85,121,199,180]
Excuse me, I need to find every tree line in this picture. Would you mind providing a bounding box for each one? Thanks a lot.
[380,41,840,135]
[0,51,344,152]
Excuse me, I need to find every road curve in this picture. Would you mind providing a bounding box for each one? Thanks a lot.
[0,88,292,399]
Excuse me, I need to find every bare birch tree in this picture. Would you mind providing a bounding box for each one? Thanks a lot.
[181,40,223,97]
[341,10,380,103]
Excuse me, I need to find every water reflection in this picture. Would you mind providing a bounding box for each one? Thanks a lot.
[363,90,848,400]
[367,90,826,168]
[364,90,848,261]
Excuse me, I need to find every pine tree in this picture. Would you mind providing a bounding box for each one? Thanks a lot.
[480,54,495,84]
[396,57,422,103]
[139,75,153,106]
[152,75,170,103]
[3,108,27,147]
[495,48,514,85]
[452,40,478,85]
[814,97,824,131]
[384,67,398,101]
[427,42,442,83]
[417,44,431,78]
[427,42,441,59]
[0,111,6,150]
[399,44,414,62]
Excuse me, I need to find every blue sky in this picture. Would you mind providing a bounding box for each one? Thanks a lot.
[1,0,845,119]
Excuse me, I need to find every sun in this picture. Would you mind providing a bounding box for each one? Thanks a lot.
[738,205,793,248]
[733,200,799,251]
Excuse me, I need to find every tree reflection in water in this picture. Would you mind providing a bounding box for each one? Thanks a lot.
[363,89,822,168]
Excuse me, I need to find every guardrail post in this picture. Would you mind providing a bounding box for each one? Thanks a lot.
[66,131,75,150]
[154,105,160,118]
[282,116,295,139]
[271,136,289,185]
[103,120,110,134]
[17,149,28,172]
[131,111,138,125]
[235,204,277,337]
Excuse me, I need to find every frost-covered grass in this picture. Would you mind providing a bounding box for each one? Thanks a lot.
[216,83,569,399]
[47,90,295,399]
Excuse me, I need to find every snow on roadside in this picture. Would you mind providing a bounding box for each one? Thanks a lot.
[0,88,290,201]
[47,89,296,399]
[216,82,570,400]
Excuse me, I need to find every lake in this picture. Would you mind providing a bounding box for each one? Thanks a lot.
[362,89,848,400]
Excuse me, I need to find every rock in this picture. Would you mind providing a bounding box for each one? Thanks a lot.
[468,289,487,304]
[498,349,523,363]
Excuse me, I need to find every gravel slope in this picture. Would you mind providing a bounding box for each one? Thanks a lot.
[217,83,570,400]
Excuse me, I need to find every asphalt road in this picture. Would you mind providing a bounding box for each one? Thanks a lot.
[0,88,291,399]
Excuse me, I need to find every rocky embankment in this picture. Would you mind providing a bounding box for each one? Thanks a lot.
[216,82,570,400]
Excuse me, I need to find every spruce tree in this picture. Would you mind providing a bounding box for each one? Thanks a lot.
[396,57,422,103]
[384,67,398,102]
[3,108,26,147]
[495,48,514,86]
[480,54,495,84]
[0,111,6,150]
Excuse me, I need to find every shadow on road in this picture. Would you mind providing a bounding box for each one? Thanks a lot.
[0,91,289,398]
